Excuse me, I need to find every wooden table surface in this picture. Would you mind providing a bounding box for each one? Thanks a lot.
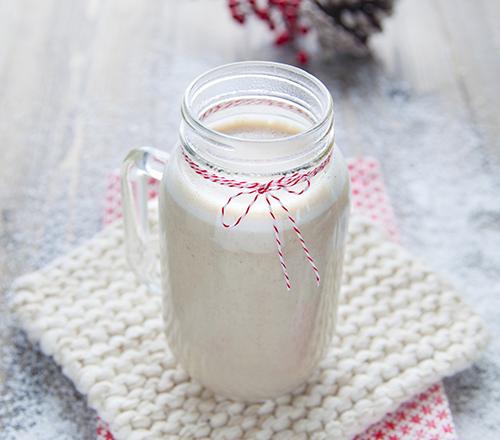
[1,1,499,438]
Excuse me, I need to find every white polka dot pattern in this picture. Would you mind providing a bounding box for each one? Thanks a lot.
[11,212,488,440]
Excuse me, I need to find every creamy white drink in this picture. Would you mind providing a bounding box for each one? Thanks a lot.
[159,118,350,401]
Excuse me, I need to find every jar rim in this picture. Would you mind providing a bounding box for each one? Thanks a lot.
[180,61,334,175]
[181,61,334,144]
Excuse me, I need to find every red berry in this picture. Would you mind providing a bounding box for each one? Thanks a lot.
[233,13,246,23]
[272,0,287,10]
[285,5,298,19]
[256,9,269,20]
[296,50,308,64]
[275,30,290,46]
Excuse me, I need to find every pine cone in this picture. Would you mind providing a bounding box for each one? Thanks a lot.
[304,0,395,56]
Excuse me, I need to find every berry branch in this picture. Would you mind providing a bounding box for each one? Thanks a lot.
[228,0,310,64]
[228,0,396,61]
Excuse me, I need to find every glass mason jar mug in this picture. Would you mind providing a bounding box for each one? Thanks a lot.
[122,62,350,401]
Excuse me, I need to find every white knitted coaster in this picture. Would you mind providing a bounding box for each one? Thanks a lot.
[11,213,487,440]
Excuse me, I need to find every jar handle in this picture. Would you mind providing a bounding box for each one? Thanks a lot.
[121,147,169,294]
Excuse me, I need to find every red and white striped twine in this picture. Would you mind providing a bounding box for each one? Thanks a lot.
[182,150,332,290]
[199,97,312,121]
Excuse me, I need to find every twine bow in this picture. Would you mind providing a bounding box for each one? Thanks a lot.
[183,151,331,290]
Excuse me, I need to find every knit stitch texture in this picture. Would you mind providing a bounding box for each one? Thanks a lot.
[11,203,487,439]
[96,157,457,440]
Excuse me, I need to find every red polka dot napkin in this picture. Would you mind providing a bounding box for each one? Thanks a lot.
[97,156,456,440]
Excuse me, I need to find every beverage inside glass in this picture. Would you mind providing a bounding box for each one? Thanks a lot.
[122,61,350,401]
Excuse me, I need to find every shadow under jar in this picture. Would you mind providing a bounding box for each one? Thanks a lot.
[122,62,350,401]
